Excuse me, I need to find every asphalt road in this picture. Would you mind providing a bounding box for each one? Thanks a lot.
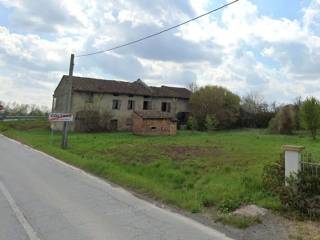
[0,135,233,240]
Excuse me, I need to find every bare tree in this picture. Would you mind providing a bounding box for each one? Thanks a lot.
[187,80,199,93]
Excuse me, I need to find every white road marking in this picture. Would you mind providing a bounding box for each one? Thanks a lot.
[0,181,41,240]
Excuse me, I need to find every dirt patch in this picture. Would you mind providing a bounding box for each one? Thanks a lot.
[160,145,221,161]
[102,145,161,164]
[286,219,320,240]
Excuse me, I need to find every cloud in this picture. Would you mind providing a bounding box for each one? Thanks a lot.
[0,0,320,107]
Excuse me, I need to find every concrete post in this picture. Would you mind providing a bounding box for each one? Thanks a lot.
[282,145,305,183]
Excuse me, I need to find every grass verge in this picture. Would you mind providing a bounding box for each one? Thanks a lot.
[1,120,320,227]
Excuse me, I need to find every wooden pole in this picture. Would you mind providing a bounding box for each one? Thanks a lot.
[61,54,74,149]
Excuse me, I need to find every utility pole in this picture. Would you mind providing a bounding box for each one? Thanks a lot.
[61,54,74,149]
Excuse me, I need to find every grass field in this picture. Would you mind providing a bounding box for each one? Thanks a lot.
[1,120,320,216]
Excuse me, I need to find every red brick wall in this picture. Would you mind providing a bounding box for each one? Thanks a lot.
[132,113,177,136]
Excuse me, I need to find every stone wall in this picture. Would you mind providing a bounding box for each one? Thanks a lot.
[68,91,189,131]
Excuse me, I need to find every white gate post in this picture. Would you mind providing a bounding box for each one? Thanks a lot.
[282,145,305,184]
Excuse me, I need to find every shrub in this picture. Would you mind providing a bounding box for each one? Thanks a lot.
[300,97,320,140]
[205,114,218,131]
[262,154,285,195]
[75,110,113,132]
[187,116,198,131]
[99,111,113,130]
[268,105,296,134]
[281,171,320,218]
[262,154,320,219]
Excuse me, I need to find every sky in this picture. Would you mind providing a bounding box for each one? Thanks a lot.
[0,0,319,107]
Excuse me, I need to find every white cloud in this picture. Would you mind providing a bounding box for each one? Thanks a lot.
[0,0,320,107]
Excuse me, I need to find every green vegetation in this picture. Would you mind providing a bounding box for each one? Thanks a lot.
[190,85,240,130]
[1,120,320,220]
[216,214,262,229]
[300,97,320,140]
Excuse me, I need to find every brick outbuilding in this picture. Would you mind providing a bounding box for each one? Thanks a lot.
[132,111,177,136]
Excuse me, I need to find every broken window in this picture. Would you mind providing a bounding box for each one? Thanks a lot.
[128,100,135,110]
[143,101,152,110]
[112,99,121,110]
[87,92,94,103]
[161,102,171,112]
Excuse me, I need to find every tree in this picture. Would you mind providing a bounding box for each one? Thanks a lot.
[268,105,296,134]
[205,114,218,131]
[187,80,199,93]
[190,86,240,130]
[240,92,275,128]
[300,97,320,140]
[293,96,303,130]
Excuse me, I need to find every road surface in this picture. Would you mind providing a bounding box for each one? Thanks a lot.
[0,135,233,240]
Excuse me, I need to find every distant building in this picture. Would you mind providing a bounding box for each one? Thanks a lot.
[52,75,191,131]
[132,111,177,136]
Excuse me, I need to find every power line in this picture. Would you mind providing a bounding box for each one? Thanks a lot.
[76,0,240,57]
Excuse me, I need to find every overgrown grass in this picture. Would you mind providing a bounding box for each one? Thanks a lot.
[216,214,262,229]
[1,120,320,218]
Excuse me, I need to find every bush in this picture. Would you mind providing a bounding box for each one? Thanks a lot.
[300,97,320,140]
[262,154,285,195]
[75,110,113,132]
[281,171,320,218]
[262,155,320,219]
[268,105,296,134]
[205,114,218,131]
[187,115,198,131]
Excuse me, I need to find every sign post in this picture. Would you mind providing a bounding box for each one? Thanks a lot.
[48,113,73,148]
[60,53,74,149]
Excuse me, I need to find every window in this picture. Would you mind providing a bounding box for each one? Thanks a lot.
[161,102,171,112]
[127,100,135,110]
[143,101,152,110]
[112,100,121,110]
[87,93,94,103]
[126,118,132,126]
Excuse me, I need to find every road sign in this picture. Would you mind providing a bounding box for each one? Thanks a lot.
[48,113,73,122]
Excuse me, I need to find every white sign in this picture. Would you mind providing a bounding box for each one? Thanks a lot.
[49,113,73,122]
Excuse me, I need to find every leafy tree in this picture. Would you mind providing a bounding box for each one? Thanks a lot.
[300,97,320,140]
[205,114,218,131]
[268,105,296,134]
[190,86,240,130]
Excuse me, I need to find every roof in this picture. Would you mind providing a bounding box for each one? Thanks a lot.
[60,75,191,99]
[134,111,177,121]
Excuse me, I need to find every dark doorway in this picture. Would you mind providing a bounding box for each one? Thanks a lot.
[110,119,118,131]
[176,112,189,129]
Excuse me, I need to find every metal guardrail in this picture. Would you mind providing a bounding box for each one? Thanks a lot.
[301,161,320,177]
[0,115,47,121]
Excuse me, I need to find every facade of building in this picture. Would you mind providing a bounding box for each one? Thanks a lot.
[132,111,177,136]
[52,75,191,131]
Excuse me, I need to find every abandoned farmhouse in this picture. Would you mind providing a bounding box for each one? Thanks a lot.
[52,75,191,133]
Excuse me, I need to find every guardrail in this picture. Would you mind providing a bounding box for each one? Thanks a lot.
[0,115,47,121]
